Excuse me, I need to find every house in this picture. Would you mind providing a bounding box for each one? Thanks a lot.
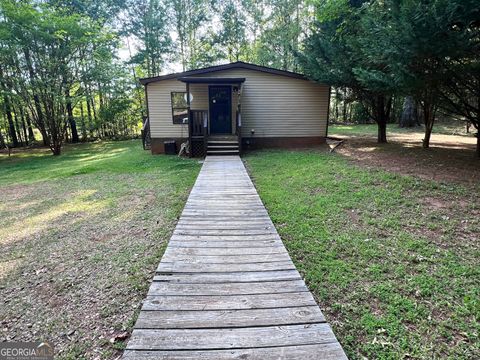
[140,61,331,156]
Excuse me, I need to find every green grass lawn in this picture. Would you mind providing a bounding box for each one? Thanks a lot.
[0,141,200,359]
[244,149,479,360]
[2,140,478,359]
[329,121,472,137]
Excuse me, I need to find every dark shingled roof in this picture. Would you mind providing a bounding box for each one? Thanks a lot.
[139,61,310,85]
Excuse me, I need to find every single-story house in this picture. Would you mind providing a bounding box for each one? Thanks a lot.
[140,61,331,156]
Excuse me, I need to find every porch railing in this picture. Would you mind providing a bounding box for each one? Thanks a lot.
[189,110,208,157]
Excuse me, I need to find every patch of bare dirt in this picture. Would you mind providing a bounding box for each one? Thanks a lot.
[422,197,450,210]
[331,132,479,186]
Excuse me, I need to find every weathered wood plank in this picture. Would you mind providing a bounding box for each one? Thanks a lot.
[135,306,325,329]
[175,225,275,231]
[126,323,338,350]
[153,270,300,283]
[176,219,272,225]
[170,234,280,241]
[123,343,348,360]
[173,230,278,236]
[157,261,295,273]
[142,292,316,311]
[163,246,287,256]
[160,253,291,264]
[147,280,309,296]
[167,240,283,248]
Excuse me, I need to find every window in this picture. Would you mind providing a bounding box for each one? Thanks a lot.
[171,92,189,124]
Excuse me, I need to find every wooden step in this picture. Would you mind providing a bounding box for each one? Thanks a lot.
[208,135,238,141]
[208,145,239,149]
[208,140,239,145]
[207,150,240,155]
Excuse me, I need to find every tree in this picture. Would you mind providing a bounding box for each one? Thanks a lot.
[258,0,305,71]
[168,0,210,71]
[436,1,480,157]
[125,0,173,77]
[217,0,247,62]
[0,0,110,155]
[300,0,393,143]
[347,0,479,150]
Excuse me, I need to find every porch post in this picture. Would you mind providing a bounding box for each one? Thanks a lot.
[237,83,242,154]
[186,82,192,157]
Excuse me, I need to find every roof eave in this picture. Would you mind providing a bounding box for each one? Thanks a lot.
[139,61,310,85]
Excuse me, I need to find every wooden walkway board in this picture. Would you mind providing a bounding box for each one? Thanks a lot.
[122,156,347,359]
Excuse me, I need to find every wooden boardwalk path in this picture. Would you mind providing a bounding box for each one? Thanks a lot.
[123,156,347,359]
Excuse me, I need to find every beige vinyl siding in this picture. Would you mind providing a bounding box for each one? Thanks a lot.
[190,84,208,110]
[147,79,187,138]
[147,68,329,139]
[196,69,329,137]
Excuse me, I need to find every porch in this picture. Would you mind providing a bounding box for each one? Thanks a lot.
[180,77,245,157]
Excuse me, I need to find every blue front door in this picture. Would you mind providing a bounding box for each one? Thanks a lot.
[209,86,232,134]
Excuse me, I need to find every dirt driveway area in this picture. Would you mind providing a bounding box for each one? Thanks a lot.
[329,127,479,187]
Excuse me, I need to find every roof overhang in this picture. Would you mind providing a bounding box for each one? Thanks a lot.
[178,77,246,84]
[139,61,311,85]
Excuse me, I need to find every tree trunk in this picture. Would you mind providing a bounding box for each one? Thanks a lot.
[378,120,387,143]
[86,95,94,138]
[0,129,6,149]
[39,129,49,147]
[399,96,417,128]
[80,100,87,141]
[14,110,24,146]
[5,99,19,147]
[20,111,29,146]
[422,100,436,149]
[24,49,47,145]
[375,95,388,143]
[334,88,339,121]
[26,115,35,142]
[18,105,32,145]
[65,89,78,143]
[52,143,62,155]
